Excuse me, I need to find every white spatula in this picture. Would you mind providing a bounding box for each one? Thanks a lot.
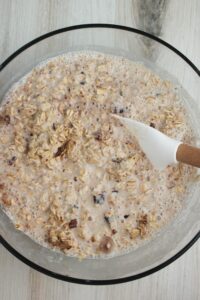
[112,114,200,170]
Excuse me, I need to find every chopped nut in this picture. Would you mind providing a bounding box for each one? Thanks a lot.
[129,228,140,239]
[91,236,96,242]
[99,236,114,253]
[0,114,10,125]
[54,141,69,157]
[137,214,148,237]
[47,229,73,250]
[138,214,148,226]
[96,88,106,95]
[1,193,12,207]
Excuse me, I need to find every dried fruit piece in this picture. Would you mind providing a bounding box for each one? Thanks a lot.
[91,236,96,242]
[124,214,129,219]
[99,236,114,253]
[8,156,17,166]
[93,130,102,141]
[54,141,69,157]
[150,122,155,128]
[69,219,78,229]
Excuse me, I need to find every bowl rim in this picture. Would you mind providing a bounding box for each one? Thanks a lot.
[0,23,200,285]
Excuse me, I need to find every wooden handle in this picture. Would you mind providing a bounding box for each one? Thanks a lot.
[176,143,200,168]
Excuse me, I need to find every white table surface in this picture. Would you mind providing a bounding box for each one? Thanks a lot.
[0,1,199,299]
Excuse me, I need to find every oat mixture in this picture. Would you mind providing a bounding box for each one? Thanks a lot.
[0,52,196,258]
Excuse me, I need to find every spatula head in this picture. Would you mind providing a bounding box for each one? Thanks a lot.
[112,114,181,170]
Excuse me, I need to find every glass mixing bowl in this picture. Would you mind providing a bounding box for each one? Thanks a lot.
[0,24,200,285]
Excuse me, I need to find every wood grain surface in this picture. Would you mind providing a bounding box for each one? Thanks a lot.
[0,1,199,299]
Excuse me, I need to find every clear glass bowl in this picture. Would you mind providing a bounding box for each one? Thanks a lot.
[0,24,200,285]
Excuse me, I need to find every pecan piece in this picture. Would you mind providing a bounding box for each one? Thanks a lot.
[99,236,114,254]
[1,193,12,207]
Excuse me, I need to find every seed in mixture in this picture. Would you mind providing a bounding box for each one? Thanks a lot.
[0,51,196,258]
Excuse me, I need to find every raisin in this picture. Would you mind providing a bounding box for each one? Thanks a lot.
[124,214,129,219]
[150,122,155,128]
[119,109,124,113]
[52,123,56,131]
[80,81,86,85]
[54,141,68,157]
[8,156,17,166]
[104,215,110,224]
[112,229,117,235]
[119,90,123,96]
[93,130,102,141]
[91,236,96,242]
[69,219,77,229]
